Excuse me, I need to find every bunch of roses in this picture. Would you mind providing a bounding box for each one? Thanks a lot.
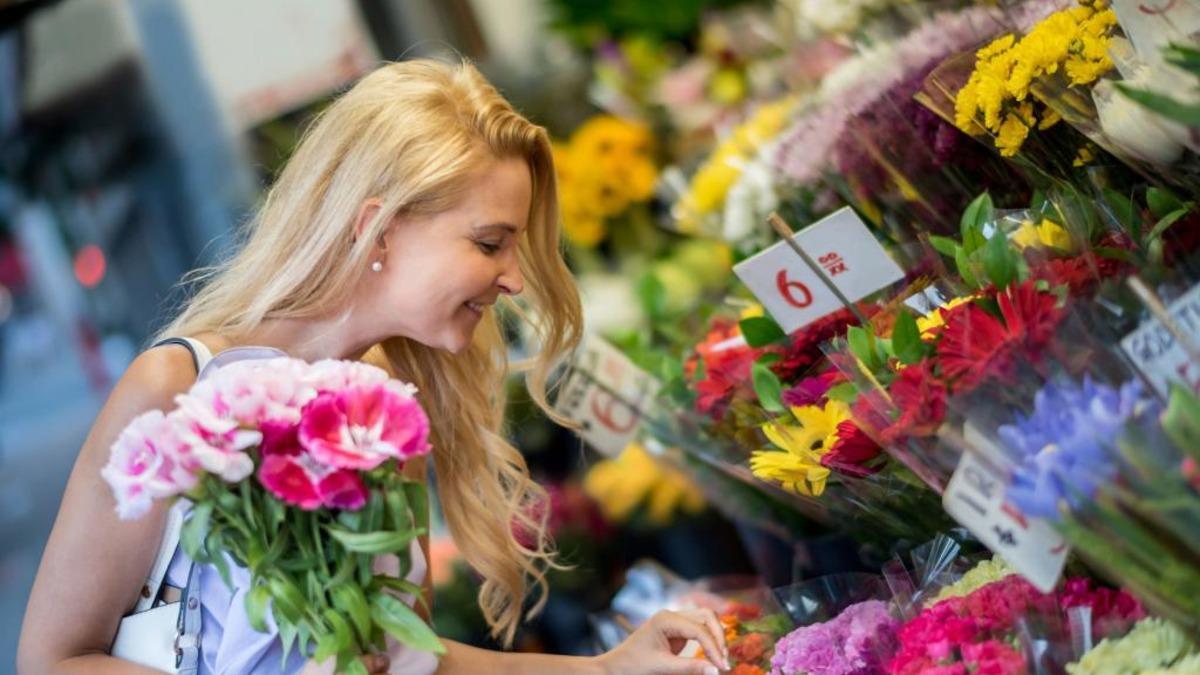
[888,574,1144,675]
[770,600,900,675]
[102,357,431,519]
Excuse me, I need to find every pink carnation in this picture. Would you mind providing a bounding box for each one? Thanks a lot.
[203,358,318,426]
[172,393,259,482]
[299,383,430,471]
[304,359,396,394]
[101,410,199,520]
[257,421,368,511]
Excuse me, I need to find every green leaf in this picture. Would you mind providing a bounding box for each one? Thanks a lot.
[1147,208,1190,246]
[370,592,445,654]
[847,326,878,371]
[1147,187,1187,221]
[318,609,355,661]
[328,528,421,555]
[1165,43,1200,73]
[955,246,979,289]
[342,657,370,675]
[279,620,298,664]
[180,502,214,561]
[403,481,429,532]
[739,315,787,347]
[245,584,271,633]
[960,192,994,253]
[385,489,411,532]
[982,232,1017,289]
[1102,188,1138,233]
[372,575,429,611]
[891,311,926,366]
[636,272,666,319]
[1030,189,1049,214]
[825,382,858,404]
[751,360,784,413]
[268,574,308,624]
[333,584,374,644]
[1116,82,1200,127]
[928,235,959,259]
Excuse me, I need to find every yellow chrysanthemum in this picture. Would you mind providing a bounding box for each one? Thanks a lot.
[996,107,1033,157]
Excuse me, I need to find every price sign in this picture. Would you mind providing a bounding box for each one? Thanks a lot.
[1120,282,1200,398]
[734,208,904,334]
[942,426,1069,592]
[556,335,660,458]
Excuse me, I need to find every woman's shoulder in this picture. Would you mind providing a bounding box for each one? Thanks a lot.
[106,340,205,415]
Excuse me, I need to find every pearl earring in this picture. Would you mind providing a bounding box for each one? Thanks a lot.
[371,260,383,273]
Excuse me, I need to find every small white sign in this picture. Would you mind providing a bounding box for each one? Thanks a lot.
[733,208,904,334]
[1121,282,1200,398]
[556,335,660,458]
[942,428,1069,593]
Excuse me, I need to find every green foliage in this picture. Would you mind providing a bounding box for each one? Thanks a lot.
[739,315,787,347]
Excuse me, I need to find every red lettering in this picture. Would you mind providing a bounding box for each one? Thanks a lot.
[590,390,638,433]
[776,269,813,308]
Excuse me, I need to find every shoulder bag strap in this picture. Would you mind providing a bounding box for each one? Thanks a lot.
[131,338,210,613]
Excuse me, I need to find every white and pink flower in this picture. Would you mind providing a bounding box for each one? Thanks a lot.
[299,383,431,471]
[101,410,199,520]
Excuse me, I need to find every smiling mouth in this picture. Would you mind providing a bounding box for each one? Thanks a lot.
[465,301,486,315]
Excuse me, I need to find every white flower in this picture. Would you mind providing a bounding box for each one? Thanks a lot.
[1094,79,1185,166]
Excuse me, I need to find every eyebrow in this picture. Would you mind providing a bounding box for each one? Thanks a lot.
[474,222,520,235]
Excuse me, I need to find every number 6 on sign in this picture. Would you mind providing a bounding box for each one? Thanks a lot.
[776,270,813,309]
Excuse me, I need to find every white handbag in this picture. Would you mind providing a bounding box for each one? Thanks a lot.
[110,338,211,673]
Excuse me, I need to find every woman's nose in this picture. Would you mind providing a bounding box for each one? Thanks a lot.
[498,260,524,296]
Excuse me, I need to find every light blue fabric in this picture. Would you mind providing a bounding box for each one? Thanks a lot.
[161,345,433,674]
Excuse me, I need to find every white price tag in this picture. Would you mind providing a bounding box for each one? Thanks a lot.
[1120,282,1200,398]
[556,335,660,458]
[942,428,1069,593]
[733,208,904,334]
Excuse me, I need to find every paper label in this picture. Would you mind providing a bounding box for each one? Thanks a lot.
[1120,282,1200,398]
[733,208,904,334]
[556,335,660,458]
[942,427,1069,592]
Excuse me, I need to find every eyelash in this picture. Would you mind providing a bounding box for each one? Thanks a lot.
[476,240,502,254]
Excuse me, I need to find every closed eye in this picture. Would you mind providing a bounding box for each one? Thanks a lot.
[476,240,502,255]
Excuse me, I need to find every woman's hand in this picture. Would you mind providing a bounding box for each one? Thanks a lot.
[595,609,730,675]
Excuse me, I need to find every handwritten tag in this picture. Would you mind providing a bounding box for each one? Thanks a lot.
[733,208,904,334]
[556,335,660,458]
[1121,282,1200,398]
[942,425,1069,592]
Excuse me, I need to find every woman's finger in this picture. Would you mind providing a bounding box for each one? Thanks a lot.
[681,608,727,662]
[659,613,729,671]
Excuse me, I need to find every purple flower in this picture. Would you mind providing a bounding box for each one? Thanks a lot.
[770,600,899,675]
[1000,378,1158,520]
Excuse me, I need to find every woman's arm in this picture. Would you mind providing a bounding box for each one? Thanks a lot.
[17,347,199,674]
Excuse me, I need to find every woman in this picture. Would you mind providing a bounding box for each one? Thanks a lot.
[18,59,729,675]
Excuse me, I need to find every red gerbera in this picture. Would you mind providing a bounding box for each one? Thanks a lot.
[822,420,883,476]
[772,308,863,383]
[936,281,1063,391]
[686,321,762,418]
[880,362,948,444]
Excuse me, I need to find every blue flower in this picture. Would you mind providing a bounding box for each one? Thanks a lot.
[999,377,1156,520]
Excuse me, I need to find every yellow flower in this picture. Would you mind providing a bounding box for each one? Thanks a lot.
[750,401,850,497]
[584,442,705,525]
[930,556,1017,605]
[739,303,764,319]
[1011,219,1074,252]
[1038,107,1062,130]
[996,107,1033,157]
[1073,144,1096,167]
[916,296,973,339]
[1064,55,1113,86]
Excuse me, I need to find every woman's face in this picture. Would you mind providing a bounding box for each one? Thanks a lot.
[360,155,531,353]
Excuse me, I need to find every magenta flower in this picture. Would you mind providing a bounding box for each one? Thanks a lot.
[299,383,430,471]
[257,420,370,511]
[101,410,199,520]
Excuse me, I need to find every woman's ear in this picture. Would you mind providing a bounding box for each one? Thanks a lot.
[352,198,383,244]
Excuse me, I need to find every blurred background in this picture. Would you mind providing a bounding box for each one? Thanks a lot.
[0,0,783,664]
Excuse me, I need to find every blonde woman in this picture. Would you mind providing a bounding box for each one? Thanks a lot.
[18,60,729,675]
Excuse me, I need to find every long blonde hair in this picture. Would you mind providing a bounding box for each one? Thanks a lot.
[158,59,582,645]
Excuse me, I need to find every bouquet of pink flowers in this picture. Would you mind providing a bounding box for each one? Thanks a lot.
[101,357,440,673]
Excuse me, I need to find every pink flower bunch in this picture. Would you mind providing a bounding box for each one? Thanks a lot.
[888,575,1145,675]
[770,600,900,675]
[102,358,430,518]
[1058,578,1145,640]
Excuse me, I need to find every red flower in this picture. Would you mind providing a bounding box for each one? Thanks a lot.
[781,370,843,408]
[687,321,762,418]
[729,632,771,664]
[822,420,883,476]
[772,308,863,383]
[879,362,947,444]
[257,420,369,511]
[936,281,1063,391]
